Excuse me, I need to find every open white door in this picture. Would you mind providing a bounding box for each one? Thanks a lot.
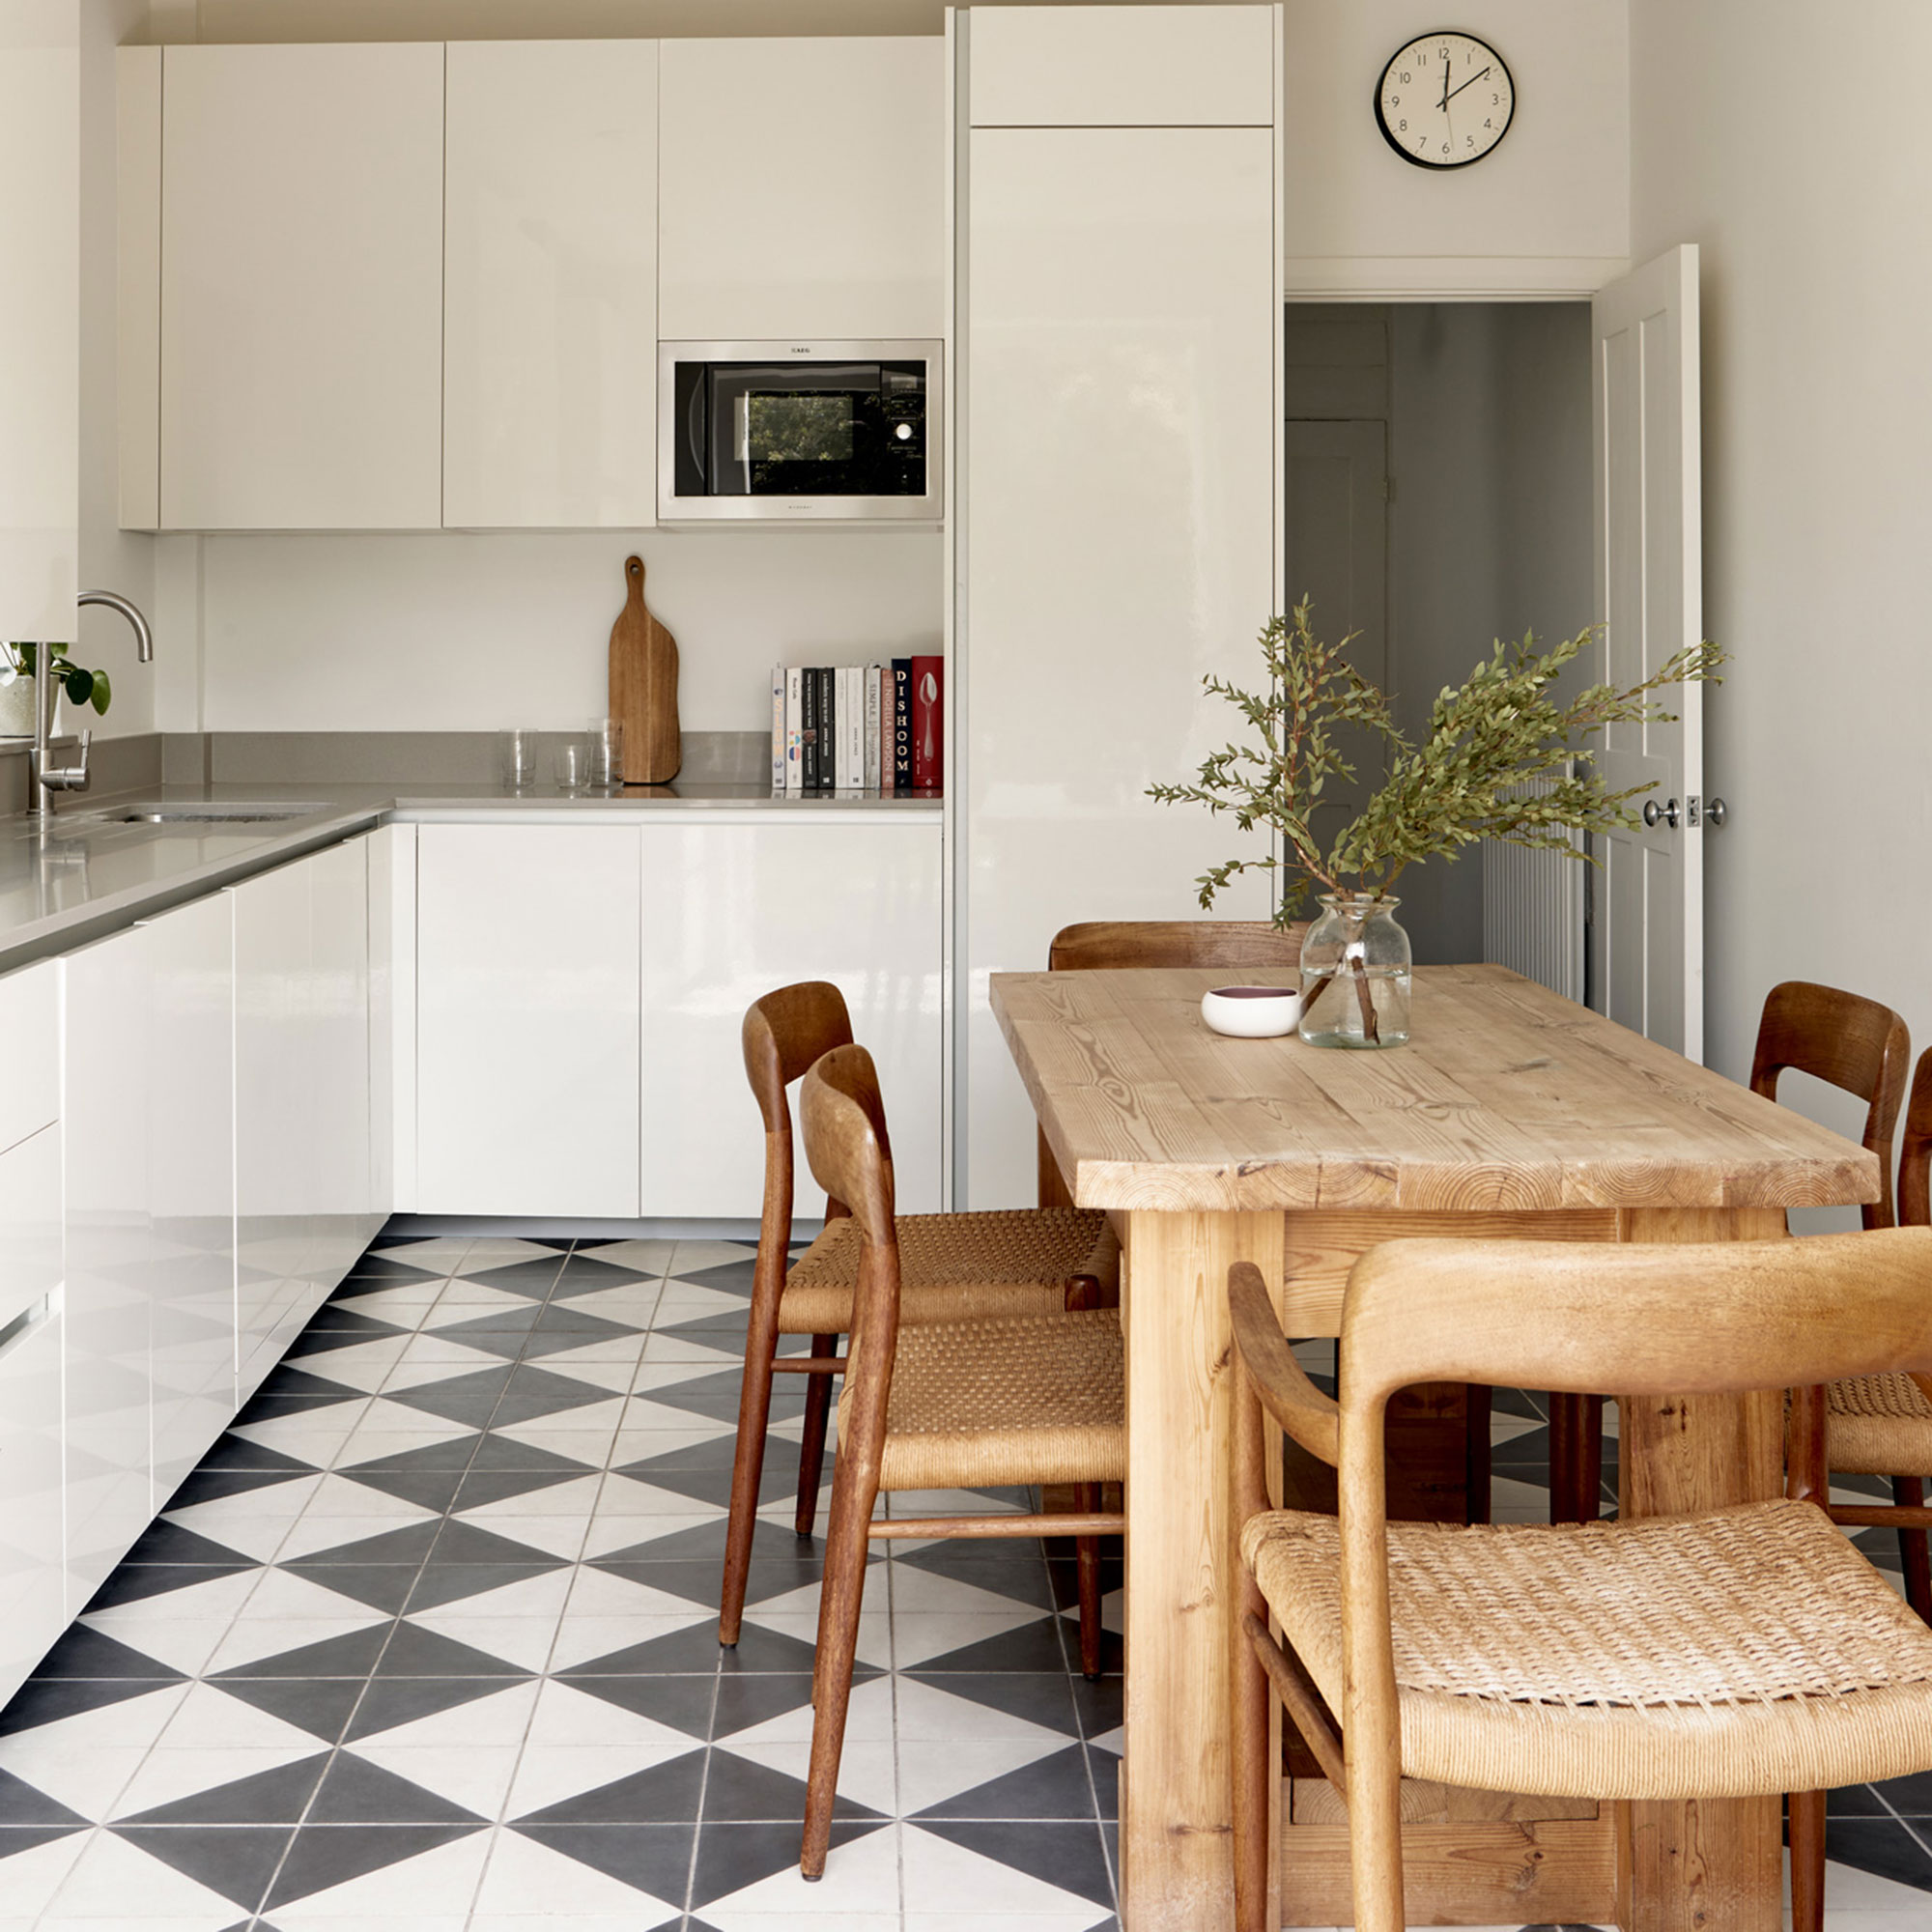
[1590,243,1704,1060]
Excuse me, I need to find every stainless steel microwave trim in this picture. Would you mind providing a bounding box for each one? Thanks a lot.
[657,339,944,525]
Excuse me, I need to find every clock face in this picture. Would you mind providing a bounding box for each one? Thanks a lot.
[1376,32,1515,169]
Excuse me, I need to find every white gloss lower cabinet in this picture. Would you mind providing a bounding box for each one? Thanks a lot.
[416,824,641,1216]
[147,894,239,1505]
[62,927,156,1609]
[637,817,944,1216]
[0,1304,66,1707]
[234,837,378,1397]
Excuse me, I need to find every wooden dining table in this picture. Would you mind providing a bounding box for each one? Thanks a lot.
[990,961,1881,1932]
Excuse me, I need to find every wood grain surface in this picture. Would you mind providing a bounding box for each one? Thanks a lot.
[991,963,1880,1214]
[608,553,680,784]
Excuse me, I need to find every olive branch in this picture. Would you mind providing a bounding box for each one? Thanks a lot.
[1148,598,1726,929]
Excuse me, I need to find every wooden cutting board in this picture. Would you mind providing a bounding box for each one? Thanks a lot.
[608,554,680,783]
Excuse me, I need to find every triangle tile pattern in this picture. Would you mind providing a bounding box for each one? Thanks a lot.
[0,1227,1919,1931]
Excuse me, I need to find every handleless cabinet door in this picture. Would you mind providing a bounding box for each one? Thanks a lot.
[159,43,444,529]
[636,817,943,1217]
[307,835,374,1290]
[444,41,658,529]
[62,926,156,1608]
[146,893,237,1503]
[657,38,946,341]
[0,1306,67,1706]
[416,825,642,1216]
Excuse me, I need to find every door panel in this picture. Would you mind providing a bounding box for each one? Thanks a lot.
[1590,244,1703,1057]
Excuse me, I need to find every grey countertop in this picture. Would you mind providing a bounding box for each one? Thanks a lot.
[0,780,942,972]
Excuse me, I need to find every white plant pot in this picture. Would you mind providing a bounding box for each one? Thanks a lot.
[0,673,34,741]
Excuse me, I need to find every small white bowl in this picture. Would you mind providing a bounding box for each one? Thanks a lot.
[1201,984,1301,1038]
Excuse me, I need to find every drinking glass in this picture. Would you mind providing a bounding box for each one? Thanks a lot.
[502,727,538,790]
[587,717,624,788]
[555,737,587,791]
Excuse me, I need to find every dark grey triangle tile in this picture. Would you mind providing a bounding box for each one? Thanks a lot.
[511,1748,707,1824]
[634,1367,804,1425]
[265,1823,487,1908]
[0,1768,90,1827]
[700,1748,881,1825]
[337,1433,482,1474]
[120,1518,265,1570]
[454,1258,566,1298]
[1824,1815,1932,1891]
[281,1520,442,1571]
[708,1673,814,1742]
[196,1437,326,1477]
[0,1823,91,1859]
[375,1621,534,1678]
[510,1821,696,1903]
[212,1623,398,1681]
[688,1818,880,1907]
[546,1253,653,1293]
[0,1674,178,1739]
[915,1616,1075,1676]
[668,1257,760,1297]
[912,1743,1099,1822]
[489,1365,620,1425]
[161,1463,318,1510]
[26,1624,191,1684]
[243,1360,373,1399]
[346,1674,519,1743]
[516,1324,644,1362]
[405,1562,562,1613]
[449,1466,583,1510]
[900,1669,1083,1738]
[916,1818,1115,1907]
[562,1674,718,1740]
[423,1325,526,1362]
[465,1435,599,1477]
[111,1823,295,1912]
[211,1673,367,1743]
[337,1255,445,1284]
[1069,1669,1123,1741]
[119,1754,331,1827]
[522,1303,644,1342]
[276,1562,420,1614]
[336,1465,468,1513]
[590,1560,773,1610]
[897,1541,1061,1611]
[426,1519,575,1567]
[559,1620,816,1679]
[307,1751,488,1826]
[84,1558,263,1612]
[378,1366,516,1426]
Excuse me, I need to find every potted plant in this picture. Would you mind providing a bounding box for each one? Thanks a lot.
[1149,601,1724,1048]
[0,642,114,739]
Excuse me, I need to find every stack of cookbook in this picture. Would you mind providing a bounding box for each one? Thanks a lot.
[770,658,944,794]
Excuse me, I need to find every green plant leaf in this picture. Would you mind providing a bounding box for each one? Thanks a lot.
[62,668,93,708]
[89,670,111,716]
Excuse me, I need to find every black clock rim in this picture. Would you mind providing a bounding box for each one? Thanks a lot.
[1373,30,1516,171]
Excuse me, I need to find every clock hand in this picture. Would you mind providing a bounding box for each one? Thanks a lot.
[1438,57,1450,112]
[1445,65,1492,105]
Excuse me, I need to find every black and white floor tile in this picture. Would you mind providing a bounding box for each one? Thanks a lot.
[0,1233,1924,1930]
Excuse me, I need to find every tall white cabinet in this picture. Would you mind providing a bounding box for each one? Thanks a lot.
[156,43,445,530]
[958,5,1281,1207]
[443,41,659,529]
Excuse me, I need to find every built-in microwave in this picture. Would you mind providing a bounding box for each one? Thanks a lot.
[658,340,942,523]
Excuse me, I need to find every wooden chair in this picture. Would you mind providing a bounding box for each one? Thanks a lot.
[798,1042,1126,1879]
[1548,979,1911,1526]
[1038,920,1308,1207]
[1229,1230,1932,1932]
[720,981,1117,1647]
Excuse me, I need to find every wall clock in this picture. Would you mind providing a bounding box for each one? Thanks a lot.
[1375,31,1515,169]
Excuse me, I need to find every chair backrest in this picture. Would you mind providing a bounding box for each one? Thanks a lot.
[1749,980,1909,1229]
[742,981,857,1297]
[799,1044,903,1463]
[1898,1049,1932,1229]
[1046,919,1309,973]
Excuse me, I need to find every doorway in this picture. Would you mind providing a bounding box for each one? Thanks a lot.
[1282,300,1595,966]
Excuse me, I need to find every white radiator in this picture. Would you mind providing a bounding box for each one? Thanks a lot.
[1482,776,1585,1002]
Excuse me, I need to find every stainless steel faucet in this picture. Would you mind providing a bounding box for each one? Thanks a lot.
[28,591,156,821]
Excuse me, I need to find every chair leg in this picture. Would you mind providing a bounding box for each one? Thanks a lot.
[1073,1484,1104,1680]
[1345,1743,1406,1932]
[801,1438,875,1879]
[793,1333,839,1538]
[1548,1392,1605,1524]
[1789,1787,1827,1932]
[721,1293,785,1646]
[1895,1476,1932,1622]
[1231,1618,1271,1932]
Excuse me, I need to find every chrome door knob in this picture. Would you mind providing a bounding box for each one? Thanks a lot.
[1642,796,1681,830]
[1707,797,1729,828]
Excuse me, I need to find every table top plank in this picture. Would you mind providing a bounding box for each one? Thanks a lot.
[992,962,1879,1213]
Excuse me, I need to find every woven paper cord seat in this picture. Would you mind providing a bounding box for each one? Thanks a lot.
[1244,1496,1932,1802]
[838,1307,1126,1492]
[1827,1372,1932,1476]
[780,1206,1116,1333]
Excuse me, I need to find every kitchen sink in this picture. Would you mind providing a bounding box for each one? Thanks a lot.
[96,801,332,826]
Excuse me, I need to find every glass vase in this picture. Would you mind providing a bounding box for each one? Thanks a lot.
[1298,894,1412,1049]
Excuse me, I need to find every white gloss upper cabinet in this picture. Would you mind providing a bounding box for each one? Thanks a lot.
[146,893,238,1505]
[159,43,444,530]
[444,41,658,529]
[636,817,944,1218]
[965,4,1275,127]
[415,825,641,1217]
[657,38,947,341]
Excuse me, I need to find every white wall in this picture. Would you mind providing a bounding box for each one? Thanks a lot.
[0,4,79,647]
[1281,0,1628,297]
[194,530,942,731]
[1629,1,1932,1168]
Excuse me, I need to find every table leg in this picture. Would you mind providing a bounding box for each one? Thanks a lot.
[1617,1207,1787,1932]
[1119,1208,1284,1932]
